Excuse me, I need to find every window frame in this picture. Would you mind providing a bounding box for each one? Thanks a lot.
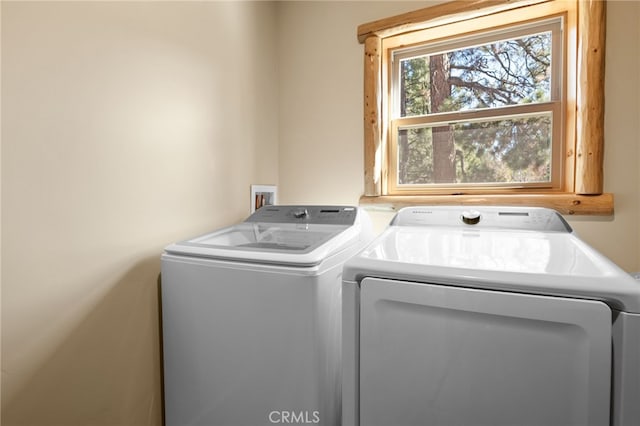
[359,0,612,215]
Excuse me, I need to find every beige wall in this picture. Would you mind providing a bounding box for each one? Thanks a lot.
[2,1,640,426]
[277,0,640,272]
[277,1,424,205]
[1,1,278,425]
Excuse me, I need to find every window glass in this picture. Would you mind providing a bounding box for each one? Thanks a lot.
[398,31,552,117]
[397,114,552,185]
[390,19,561,189]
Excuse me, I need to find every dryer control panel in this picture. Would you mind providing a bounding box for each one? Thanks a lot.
[246,205,358,225]
[391,206,572,232]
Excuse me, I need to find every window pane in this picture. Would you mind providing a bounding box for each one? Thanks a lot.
[397,114,552,185]
[399,32,552,117]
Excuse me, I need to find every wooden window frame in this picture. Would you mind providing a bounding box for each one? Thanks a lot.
[359,0,612,215]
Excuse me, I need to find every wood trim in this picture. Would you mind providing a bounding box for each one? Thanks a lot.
[359,193,614,216]
[575,0,606,194]
[363,36,382,196]
[563,4,578,193]
[357,0,551,43]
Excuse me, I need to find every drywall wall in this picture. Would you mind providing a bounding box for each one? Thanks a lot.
[1,1,278,425]
[277,1,425,206]
[1,1,639,425]
[277,0,640,271]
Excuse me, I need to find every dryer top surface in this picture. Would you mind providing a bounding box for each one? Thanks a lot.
[344,206,640,312]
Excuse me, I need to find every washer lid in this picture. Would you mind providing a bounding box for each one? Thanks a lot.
[344,217,640,313]
[164,207,368,266]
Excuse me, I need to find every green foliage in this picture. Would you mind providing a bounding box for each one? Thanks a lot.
[398,32,553,186]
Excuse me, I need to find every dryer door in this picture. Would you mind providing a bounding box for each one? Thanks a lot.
[359,278,612,426]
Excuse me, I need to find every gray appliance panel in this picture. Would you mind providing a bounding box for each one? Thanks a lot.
[162,256,342,426]
[246,205,358,225]
[359,277,612,426]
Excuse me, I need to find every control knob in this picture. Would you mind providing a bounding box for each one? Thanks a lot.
[293,208,309,219]
[461,210,481,225]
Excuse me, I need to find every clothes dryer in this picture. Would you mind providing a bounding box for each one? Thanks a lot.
[162,205,372,426]
[342,206,640,426]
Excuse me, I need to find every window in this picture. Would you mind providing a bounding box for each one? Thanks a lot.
[391,19,562,191]
[359,0,612,215]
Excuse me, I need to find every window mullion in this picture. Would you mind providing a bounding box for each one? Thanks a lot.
[393,102,560,129]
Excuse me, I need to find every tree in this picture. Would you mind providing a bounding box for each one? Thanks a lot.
[430,54,456,183]
[397,32,553,185]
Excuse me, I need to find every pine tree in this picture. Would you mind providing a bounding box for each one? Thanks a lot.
[398,32,552,185]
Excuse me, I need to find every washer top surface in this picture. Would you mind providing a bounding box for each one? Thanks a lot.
[164,206,369,266]
[344,206,640,313]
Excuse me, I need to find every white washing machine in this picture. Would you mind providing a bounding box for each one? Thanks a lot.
[161,205,372,426]
[342,206,640,426]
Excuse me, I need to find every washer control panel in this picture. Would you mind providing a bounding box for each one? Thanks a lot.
[246,205,358,225]
[391,206,572,232]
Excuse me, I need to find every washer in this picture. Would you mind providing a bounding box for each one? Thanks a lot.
[161,205,372,426]
[342,206,640,426]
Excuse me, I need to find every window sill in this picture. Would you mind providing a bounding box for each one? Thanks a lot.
[359,193,614,216]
